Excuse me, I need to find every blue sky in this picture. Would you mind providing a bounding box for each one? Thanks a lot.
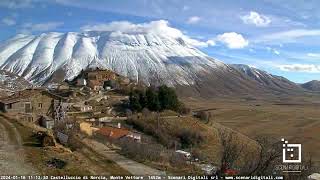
[0,0,320,83]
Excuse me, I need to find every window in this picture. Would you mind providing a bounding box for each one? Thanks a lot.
[38,103,43,108]
[7,104,12,109]
[27,116,33,122]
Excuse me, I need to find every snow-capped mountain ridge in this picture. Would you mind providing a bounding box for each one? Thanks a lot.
[0,31,225,86]
[0,31,309,97]
[231,64,303,91]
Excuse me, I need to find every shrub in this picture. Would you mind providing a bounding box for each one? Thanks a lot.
[177,103,191,115]
[178,128,204,148]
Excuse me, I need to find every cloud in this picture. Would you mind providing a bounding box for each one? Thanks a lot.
[187,16,201,24]
[81,20,215,48]
[21,22,64,33]
[216,32,249,49]
[307,53,320,57]
[240,11,271,27]
[266,47,280,55]
[2,17,16,26]
[206,40,216,46]
[0,0,35,9]
[278,64,320,73]
[255,29,320,43]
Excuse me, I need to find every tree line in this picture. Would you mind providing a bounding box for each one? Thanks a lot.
[129,85,185,112]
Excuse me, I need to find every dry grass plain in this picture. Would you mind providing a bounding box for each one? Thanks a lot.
[183,94,320,170]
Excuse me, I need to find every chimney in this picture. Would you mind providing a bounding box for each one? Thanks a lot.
[117,123,121,129]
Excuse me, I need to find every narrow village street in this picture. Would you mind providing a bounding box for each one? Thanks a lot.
[0,116,37,175]
[82,138,166,176]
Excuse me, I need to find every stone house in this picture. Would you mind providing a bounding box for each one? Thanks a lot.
[39,115,55,129]
[74,68,117,90]
[72,68,132,91]
[0,88,65,123]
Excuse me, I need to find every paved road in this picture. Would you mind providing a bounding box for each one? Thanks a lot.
[82,138,166,175]
[0,116,36,175]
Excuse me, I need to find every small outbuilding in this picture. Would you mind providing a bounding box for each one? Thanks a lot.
[39,115,55,129]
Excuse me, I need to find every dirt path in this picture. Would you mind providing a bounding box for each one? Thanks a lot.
[82,138,166,175]
[0,116,37,175]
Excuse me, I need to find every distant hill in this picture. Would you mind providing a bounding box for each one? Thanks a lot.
[231,64,303,91]
[301,80,320,91]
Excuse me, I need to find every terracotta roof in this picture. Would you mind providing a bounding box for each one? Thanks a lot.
[96,126,130,139]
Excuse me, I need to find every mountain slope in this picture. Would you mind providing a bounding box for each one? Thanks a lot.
[0,31,306,97]
[0,70,31,97]
[230,64,304,92]
[0,32,227,87]
[301,80,320,91]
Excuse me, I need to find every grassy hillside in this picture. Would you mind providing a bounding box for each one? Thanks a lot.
[126,112,261,173]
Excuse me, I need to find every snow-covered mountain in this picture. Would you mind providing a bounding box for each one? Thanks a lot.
[0,31,307,97]
[0,31,226,86]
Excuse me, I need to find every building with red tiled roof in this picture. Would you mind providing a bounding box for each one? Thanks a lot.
[96,125,141,142]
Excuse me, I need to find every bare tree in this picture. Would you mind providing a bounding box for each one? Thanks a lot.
[218,128,245,172]
[243,136,282,175]
[232,135,316,179]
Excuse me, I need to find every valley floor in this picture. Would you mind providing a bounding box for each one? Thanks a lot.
[184,95,320,171]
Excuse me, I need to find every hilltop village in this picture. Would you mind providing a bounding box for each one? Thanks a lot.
[0,68,222,176]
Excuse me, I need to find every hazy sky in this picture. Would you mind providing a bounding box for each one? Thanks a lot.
[1,0,320,83]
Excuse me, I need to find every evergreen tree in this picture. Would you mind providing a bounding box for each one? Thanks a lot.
[158,85,179,111]
[146,87,160,111]
[129,90,142,111]
[138,89,147,109]
[129,85,180,112]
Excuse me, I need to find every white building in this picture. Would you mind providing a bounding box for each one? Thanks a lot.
[175,150,191,160]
